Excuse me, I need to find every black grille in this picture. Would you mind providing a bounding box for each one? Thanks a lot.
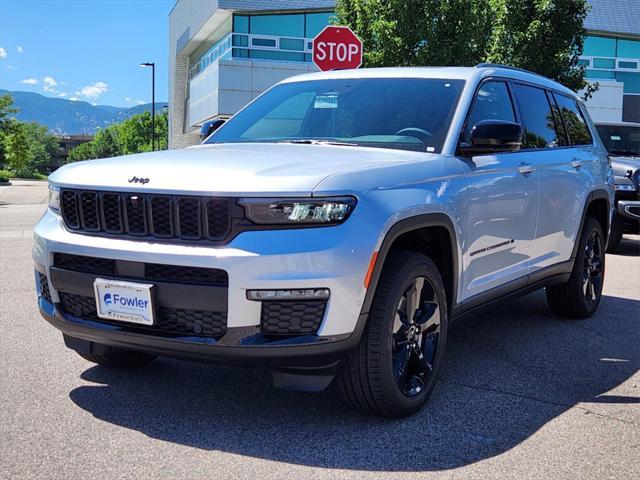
[53,253,228,286]
[260,300,327,336]
[58,292,227,339]
[54,253,117,275]
[59,189,232,242]
[38,272,52,302]
[633,170,640,189]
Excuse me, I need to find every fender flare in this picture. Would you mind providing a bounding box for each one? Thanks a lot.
[572,188,611,259]
[359,212,459,317]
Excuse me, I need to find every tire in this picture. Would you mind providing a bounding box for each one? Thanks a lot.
[606,215,623,253]
[546,217,605,318]
[77,346,157,369]
[337,251,448,418]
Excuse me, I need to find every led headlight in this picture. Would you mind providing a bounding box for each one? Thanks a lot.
[614,184,636,192]
[48,184,60,211]
[240,196,356,225]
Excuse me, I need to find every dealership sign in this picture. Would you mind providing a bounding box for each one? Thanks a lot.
[312,26,363,71]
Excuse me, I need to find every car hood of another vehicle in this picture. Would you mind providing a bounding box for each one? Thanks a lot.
[611,155,640,176]
[49,142,430,196]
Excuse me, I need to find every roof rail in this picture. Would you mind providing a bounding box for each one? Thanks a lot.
[474,63,542,77]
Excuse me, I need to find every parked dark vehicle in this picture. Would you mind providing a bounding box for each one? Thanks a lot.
[595,122,640,252]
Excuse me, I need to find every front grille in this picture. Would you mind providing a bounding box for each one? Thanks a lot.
[58,292,227,339]
[260,300,327,336]
[54,253,116,275]
[60,189,232,242]
[38,272,52,302]
[634,170,640,189]
[53,253,228,286]
[627,205,640,218]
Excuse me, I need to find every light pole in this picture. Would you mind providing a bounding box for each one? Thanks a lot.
[140,62,155,150]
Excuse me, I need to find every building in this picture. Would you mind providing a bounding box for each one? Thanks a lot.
[169,1,334,148]
[580,0,640,123]
[169,0,639,148]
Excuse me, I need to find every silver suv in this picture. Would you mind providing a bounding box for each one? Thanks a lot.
[35,65,613,417]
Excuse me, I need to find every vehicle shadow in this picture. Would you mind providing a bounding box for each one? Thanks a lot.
[613,237,640,256]
[69,291,639,472]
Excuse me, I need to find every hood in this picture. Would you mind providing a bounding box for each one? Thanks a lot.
[49,143,428,196]
[611,155,640,176]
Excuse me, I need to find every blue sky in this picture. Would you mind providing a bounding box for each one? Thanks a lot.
[0,0,173,107]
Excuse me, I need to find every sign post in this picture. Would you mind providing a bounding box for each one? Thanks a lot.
[312,26,363,71]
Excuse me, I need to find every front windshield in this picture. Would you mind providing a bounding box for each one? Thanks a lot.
[596,124,640,156]
[206,78,465,153]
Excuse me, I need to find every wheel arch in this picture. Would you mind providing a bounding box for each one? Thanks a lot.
[574,189,611,258]
[360,213,459,317]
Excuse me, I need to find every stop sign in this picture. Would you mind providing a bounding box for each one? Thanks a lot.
[312,26,363,71]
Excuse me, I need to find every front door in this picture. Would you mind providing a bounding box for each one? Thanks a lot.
[457,80,540,301]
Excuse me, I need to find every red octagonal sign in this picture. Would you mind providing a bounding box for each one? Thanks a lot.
[313,26,363,71]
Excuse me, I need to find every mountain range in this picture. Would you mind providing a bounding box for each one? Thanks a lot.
[0,89,168,135]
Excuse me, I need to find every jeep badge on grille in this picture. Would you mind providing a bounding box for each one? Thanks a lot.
[128,176,150,184]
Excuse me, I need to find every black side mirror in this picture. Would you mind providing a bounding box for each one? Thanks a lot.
[458,120,523,156]
[200,119,225,142]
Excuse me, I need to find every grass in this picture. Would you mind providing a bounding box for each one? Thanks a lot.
[0,169,11,183]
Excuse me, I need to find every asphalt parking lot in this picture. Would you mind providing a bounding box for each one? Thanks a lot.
[1,180,638,479]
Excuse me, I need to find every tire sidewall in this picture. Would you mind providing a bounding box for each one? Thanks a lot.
[370,253,448,415]
[576,218,606,314]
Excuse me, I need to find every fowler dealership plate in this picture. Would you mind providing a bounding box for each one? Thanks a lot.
[93,278,155,325]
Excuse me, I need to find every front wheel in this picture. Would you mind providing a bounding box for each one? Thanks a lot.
[546,217,605,318]
[337,251,448,418]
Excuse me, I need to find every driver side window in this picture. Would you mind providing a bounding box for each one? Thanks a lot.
[463,81,516,143]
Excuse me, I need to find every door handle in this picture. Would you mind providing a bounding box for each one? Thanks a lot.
[571,160,582,169]
[518,164,535,175]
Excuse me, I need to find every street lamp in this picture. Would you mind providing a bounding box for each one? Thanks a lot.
[140,62,155,150]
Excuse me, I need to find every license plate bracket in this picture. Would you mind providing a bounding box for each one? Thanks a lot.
[93,278,155,325]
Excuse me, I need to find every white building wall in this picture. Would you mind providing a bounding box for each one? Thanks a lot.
[583,80,625,123]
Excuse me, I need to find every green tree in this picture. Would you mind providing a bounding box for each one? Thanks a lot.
[335,0,595,97]
[66,110,168,162]
[3,122,30,175]
[0,94,19,166]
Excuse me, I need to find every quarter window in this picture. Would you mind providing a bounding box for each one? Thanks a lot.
[512,84,559,149]
[463,81,515,142]
[555,94,593,145]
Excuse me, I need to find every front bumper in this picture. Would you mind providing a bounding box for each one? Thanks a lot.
[617,200,640,221]
[33,208,379,367]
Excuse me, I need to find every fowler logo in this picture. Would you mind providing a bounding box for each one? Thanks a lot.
[103,292,149,309]
[128,176,150,184]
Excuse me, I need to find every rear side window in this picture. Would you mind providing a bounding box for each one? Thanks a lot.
[463,81,516,142]
[555,94,593,145]
[512,83,559,149]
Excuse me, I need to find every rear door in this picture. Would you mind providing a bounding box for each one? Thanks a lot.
[457,80,540,301]
[524,89,595,272]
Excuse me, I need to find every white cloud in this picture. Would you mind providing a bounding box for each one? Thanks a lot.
[20,78,38,85]
[124,97,145,105]
[91,102,97,106]
[69,96,79,101]
[6,64,16,70]
[75,81,108,99]
[0,47,7,59]
[43,76,58,93]
[16,45,23,53]
[58,92,67,97]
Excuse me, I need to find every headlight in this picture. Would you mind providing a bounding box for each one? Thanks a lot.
[48,184,60,211]
[240,197,356,225]
[614,184,636,192]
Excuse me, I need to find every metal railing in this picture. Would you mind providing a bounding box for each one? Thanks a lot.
[188,32,314,80]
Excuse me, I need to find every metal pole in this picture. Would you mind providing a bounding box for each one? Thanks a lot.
[151,63,155,151]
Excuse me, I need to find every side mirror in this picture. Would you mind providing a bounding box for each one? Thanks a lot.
[200,119,225,142]
[458,120,523,156]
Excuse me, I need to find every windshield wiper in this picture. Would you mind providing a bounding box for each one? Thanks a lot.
[277,139,359,147]
[608,149,640,157]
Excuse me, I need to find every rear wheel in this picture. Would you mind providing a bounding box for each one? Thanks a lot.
[77,346,156,369]
[546,217,605,318]
[337,251,448,418]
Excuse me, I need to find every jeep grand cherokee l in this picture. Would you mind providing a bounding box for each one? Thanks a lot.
[34,65,614,418]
